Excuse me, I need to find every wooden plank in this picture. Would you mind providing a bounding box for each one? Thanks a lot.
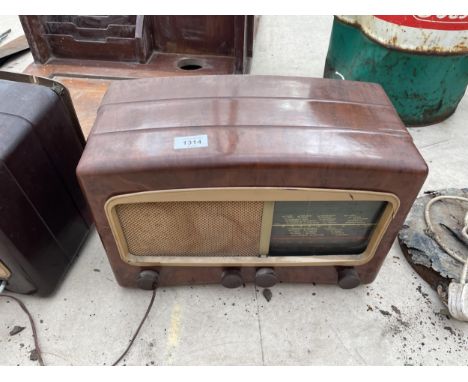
[0,35,29,61]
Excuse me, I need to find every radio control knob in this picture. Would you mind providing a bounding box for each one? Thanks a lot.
[136,270,160,290]
[255,268,278,288]
[336,267,361,289]
[221,269,243,289]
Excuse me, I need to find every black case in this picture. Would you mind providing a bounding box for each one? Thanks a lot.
[0,72,91,295]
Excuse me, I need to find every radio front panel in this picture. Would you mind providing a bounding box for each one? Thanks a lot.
[105,187,400,267]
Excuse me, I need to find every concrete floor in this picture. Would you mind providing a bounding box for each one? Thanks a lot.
[1,16,467,366]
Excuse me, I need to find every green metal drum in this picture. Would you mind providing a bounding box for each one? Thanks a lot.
[324,16,468,126]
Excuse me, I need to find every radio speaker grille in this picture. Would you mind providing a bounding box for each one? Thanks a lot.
[115,201,264,257]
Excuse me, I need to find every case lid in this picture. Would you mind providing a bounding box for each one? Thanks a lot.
[80,75,427,176]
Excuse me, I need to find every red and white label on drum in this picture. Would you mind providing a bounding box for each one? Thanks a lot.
[375,15,468,31]
[337,15,468,53]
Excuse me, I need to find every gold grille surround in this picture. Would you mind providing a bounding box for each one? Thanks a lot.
[104,187,400,267]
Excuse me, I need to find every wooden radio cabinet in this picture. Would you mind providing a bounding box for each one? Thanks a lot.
[77,75,428,290]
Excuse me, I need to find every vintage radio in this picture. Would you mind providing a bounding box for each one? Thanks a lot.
[0,72,91,295]
[77,75,428,290]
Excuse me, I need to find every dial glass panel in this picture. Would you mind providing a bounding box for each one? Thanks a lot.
[269,201,387,256]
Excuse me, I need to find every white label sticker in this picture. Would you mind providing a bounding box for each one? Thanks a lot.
[173,134,208,150]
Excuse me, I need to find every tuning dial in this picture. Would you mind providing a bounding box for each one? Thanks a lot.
[221,269,243,288]
[255,267,278,288]
[136,270,160,290]
[336,267,361,289]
